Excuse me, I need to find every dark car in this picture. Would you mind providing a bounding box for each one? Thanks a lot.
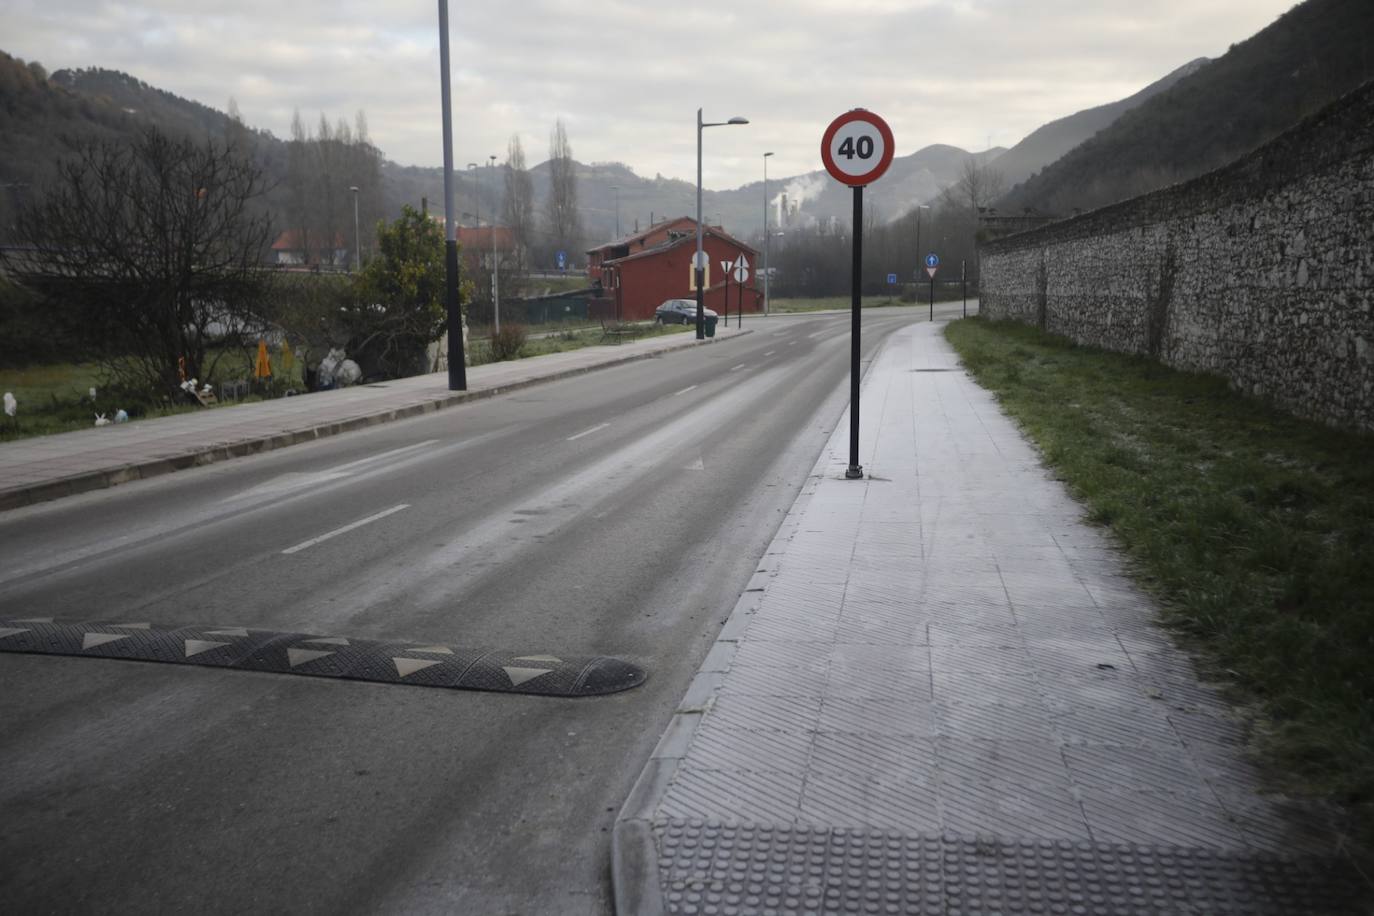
[654,298,717,324]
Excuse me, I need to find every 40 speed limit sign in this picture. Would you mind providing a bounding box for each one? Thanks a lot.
[820,109,895,187]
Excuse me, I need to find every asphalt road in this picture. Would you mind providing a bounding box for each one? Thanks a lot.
[0,305,956,915]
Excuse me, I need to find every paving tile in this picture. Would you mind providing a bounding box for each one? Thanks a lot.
[658,766,804,824]
[1078,786,1248,850]
[816,695,935,737]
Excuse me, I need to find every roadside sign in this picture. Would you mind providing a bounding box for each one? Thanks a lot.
[720,259,733,276]
[556,250,567,269]
[926,266,938,279]
[733,255,750,284]
[886,273,897,285]
[925,253,940,268]
[820,109,895,187]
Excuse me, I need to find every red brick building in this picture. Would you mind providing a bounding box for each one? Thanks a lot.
[587,218,760,321]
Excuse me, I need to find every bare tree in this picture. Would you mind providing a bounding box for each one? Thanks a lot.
[545,119,581,260]
[502,133,534,273]
[4,128,275,397]
[940,156,1007,217]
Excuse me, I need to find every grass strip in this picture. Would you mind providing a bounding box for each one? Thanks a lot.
[944,317,1374,833]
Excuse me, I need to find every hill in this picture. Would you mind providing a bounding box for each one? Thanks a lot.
[990,58,1210,189]
[1000,0,1374,215]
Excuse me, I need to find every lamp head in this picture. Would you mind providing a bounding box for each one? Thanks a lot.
[764,151,774,158]
[727,117,749,125]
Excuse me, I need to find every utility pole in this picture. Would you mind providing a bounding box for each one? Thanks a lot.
[489,154,499,334]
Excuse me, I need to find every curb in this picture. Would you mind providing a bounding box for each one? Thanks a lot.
[608,328,897,915]
[0,330,752,512]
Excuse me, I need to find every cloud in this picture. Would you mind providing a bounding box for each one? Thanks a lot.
[2,0,1295,189]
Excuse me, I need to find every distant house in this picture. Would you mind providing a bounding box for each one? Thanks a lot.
[586,218,760,322]
[456,225,516,274]
[271,230,348,267]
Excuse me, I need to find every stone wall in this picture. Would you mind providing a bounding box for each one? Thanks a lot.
[980,82,1374,433]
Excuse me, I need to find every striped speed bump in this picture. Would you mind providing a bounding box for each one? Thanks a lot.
[0,618,645,697]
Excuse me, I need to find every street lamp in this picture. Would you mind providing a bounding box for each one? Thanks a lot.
[438,1,465,390]
[696,109,749,339]
[611,185,620,237]
[489,155,500,334]
[762,152,773,316]
[467,162,479,227]
[349,186,361,272]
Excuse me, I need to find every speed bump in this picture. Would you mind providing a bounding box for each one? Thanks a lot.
[0,617,645,697]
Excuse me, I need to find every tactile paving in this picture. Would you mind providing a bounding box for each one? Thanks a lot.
[653,820,1369,915]
[0,617,645,697]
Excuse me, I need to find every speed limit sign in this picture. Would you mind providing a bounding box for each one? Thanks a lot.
[821,109,895,187]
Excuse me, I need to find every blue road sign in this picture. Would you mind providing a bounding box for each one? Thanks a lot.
[886,273,897,285]
[925,253,940,268]
[556,250,567,269]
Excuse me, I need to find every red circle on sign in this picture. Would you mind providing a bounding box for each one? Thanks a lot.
[820,110,895,187]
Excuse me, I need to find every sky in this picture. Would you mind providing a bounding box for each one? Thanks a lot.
[4,0,1297,190]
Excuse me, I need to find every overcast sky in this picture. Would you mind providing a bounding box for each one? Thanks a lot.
[5,0,1295,189]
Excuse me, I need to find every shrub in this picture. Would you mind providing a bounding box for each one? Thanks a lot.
[489,324,528,362]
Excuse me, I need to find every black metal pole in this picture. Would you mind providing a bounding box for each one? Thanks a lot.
[723,267,730,330]
[438,0,466,389]
[738,266,744,328]
[929,275,934,321]
[962,259,967,318]
[846,186,863,480]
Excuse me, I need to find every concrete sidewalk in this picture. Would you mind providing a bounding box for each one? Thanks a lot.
[613,322,1364,914]
[0,327,747,511]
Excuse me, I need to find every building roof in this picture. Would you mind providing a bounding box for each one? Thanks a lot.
[271,230,345,251]
[600,222,758,267]
[457,225,517,249]
[586,216,697,256]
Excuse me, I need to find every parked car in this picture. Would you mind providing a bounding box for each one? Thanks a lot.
[654,298,717,324]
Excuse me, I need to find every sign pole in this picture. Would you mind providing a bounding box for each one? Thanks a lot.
[821,108,893,482]
[929,274,934,321]
[738,259,745,328]
[962,259,967,318]
[847,184,864,479]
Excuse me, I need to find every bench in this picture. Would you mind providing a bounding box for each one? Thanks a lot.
[599,320,645,344]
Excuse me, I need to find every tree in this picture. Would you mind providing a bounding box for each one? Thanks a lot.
[3,127,274,398]
[502,133,534,274]
[348,204,455,378]
[544,119,581,261]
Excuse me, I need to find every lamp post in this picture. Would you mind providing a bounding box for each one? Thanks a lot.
[437,0,465,389]
[762,152,773,316]
[696,109,749,339]
[467,162,478,227]
[489,155,499,334]
[349,186,361,272]
[611,185,620,237]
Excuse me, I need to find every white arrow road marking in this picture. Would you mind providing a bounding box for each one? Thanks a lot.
[514,655,562,664]
[394,657,442,678]
[567,422,610,442]
[673,385,698,397]
[302,637,350,646]
[207,628,249,638]
[789,340,798,346]
[807,331,825,338]
[288,648,334,668]
[0,628,31,640]
[684,458,705,472]
[410,646,453,655]
[729,364,746,372]
[764,350,776,356]
[282,504,410,555]
[502,666,554,687]
[184,639,229,658]
[82,633,131,650]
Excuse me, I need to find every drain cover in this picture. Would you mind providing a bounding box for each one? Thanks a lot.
[0,617,645,697]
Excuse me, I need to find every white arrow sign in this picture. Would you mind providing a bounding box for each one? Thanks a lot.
[733,255,749,283]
